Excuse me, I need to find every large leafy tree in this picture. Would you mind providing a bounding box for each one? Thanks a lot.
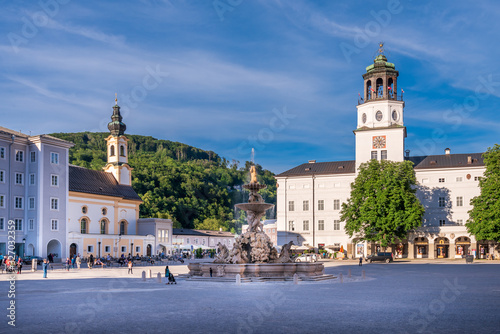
[467,144,500,242]
[341,159,425,248]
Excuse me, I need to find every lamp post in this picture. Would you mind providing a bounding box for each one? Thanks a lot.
[131,242,134,258]
[22,238,26,257]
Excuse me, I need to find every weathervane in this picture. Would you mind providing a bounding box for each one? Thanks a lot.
[115,93,118,105]
[377,42,385,56]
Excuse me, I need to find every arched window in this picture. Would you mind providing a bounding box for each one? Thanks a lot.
[81,218,88,234]
[388,78,394,98]
[120,221,127,235]
[110,145,115,156]
[100,219,107,234]
[120,145,125,157]
[376,78,384,98]
[366,80,372,100]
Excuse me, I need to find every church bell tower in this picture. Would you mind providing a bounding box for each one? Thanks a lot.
[354,44,406,171]
[103,95,132,185]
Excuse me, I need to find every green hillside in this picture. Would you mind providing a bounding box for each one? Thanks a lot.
[50,132,276,233]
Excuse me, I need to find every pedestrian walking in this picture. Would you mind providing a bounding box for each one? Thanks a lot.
[359,256,363,266]
[88,254,94,269]
[128,260,133,274]
[42,259,48,278]
[66,257,71,271]
[76,255,81,269]
[209,267,213,277]
[17,258,22,274]
[71,256,76,269]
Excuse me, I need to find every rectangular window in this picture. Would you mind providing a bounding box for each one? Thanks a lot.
[135,246,140,253]
[186,238,190,244]
[15,173,24,185]
[318,220,325,231]
[0,218,4,230]
[438,178,445,183]
[29,219,34,230]
[14,218,22,230]
[318,200,324,211]
[334,220,340,230]
[474,176,481,181]
[421,178,429,184]
[30,151,36,163]
[0,195,4,208]
[303,220,309,231]
[303,200,309,211]
[456,196,463,207]
[88,245,94,253]
[0,147,4,159]
[15,196,23,209]
[288,201,294,211]
[381,150,387,160]
[51,219,58,231]
[439,219,446,226]
[0,170,4,183]
[333,199,340,210]
[51,152,59,164]
[105,246,111,253]
[438,197,445,207]
[15,150,24,162]
[120,246,126,253]
[457,219,463,226]
[29,197,35,210]
[29,173,35,185]
[456,177,463,182]
[371,151,377,160]
[50,198,59,210]
[194,238,199,245]
[288,221,295,231]
[51,175,58,187]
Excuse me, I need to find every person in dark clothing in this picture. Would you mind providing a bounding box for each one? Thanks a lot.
[209,267,213,277]
[359,256,363,266]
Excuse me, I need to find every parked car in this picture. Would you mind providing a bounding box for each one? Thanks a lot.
[294,254,318,263]
[365,252,393,263]
[22,256,43,265]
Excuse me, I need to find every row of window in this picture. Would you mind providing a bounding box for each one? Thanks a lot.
[423,176,481,184]
[0,218,38,231]
[436,196,464,207]
[288,220,341,231]
[289,200,342,211]
[87,245,140,254]
[288,183,342,190]
[80,218,126,235]
[81,206,107,216]
[109,145,126,157]
[0,148,59,164]
[0,195,59,210]
[371,150,388,160]
[0,171,59,187]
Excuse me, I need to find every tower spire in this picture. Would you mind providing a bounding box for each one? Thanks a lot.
[108,95,126,136]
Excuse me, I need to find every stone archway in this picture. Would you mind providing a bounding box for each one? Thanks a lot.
[47,239,62,263]
[69,243,77,258]
[147,244,152,257]
[435,237,450,258]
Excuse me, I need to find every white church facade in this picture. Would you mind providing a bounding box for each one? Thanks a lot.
[276,50,495,260]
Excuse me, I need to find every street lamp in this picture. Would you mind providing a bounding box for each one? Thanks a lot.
[22,238,26,257]
[131,242,134,257]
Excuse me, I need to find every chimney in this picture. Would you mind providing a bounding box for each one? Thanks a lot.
[445,148,451,155]
[308,160,316,164]
[467,156,472,164]
[405,149,410,158]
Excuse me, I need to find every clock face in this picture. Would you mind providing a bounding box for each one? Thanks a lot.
[362,113,367,124]
[376,111,383,121]
[392,110,398,121]
[372,135,386,149]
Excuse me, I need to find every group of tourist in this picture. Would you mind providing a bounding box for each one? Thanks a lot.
[0,253,23,274]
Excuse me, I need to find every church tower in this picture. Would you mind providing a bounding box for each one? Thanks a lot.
[354,44,406,171]
[103,96,133,185]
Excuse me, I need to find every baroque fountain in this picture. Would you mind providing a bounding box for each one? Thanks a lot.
[188,165,324,278]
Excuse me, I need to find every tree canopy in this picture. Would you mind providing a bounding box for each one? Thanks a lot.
[50,132,276,231]
[340,159,425,248]
[467,144,500,242]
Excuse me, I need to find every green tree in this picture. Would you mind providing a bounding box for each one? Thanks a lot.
[341,159,424,248]
[467,144,500,243]
[195,218,228,231]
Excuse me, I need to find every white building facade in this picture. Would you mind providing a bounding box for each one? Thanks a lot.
[276,51,494,259]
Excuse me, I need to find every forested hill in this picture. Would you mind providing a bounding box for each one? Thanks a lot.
[50,132,276,233]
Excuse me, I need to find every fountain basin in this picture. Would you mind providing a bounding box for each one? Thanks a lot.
[188,262,324,278]
[235,202,274,212]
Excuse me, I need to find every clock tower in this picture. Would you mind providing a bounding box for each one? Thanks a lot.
[354,44,406,171]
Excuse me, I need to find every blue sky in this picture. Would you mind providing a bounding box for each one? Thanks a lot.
[1,0,500,173]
